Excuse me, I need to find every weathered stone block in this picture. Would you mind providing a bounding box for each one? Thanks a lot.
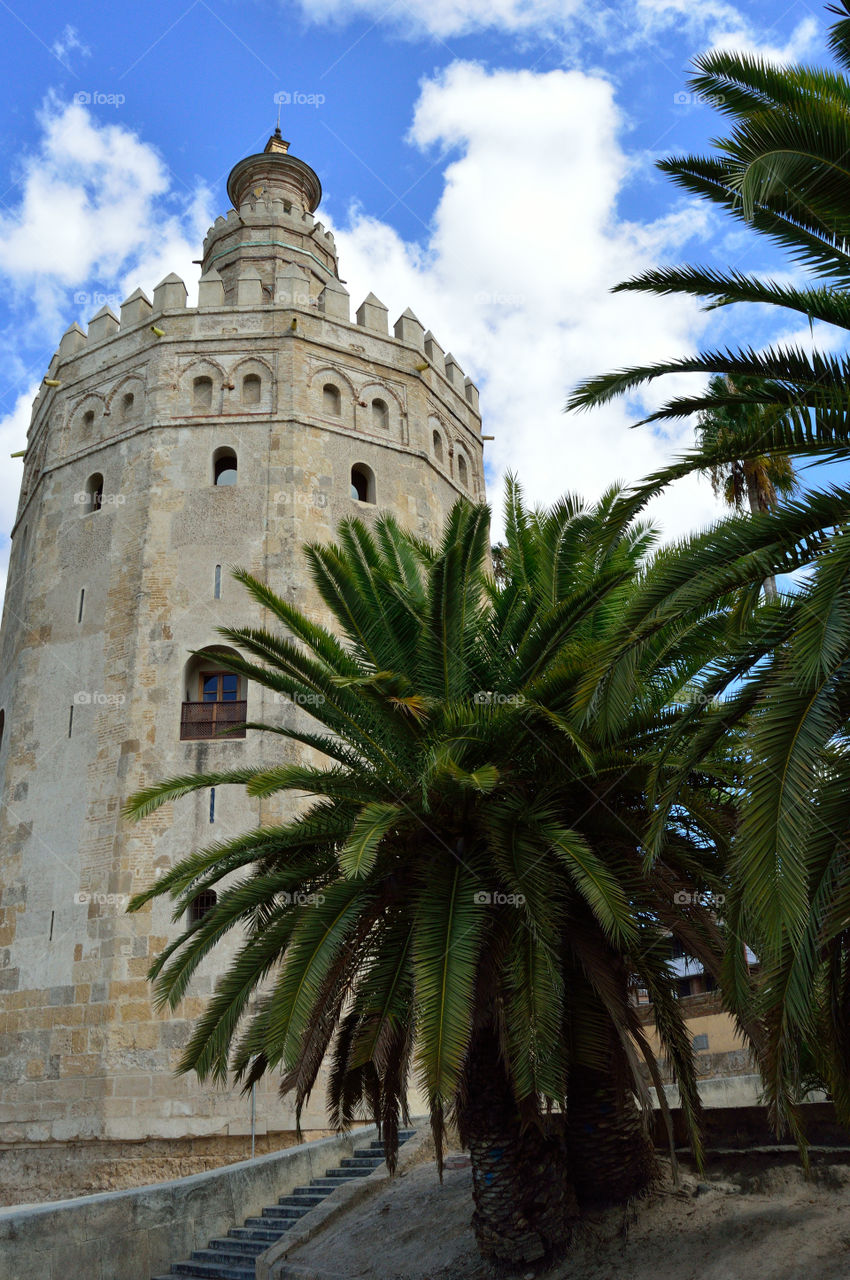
[393,307,424,348]
[87,305,119,343]
[120,288,153,329]
[198,269,225,307]
[152,273,188,312]
[355,292,389,334]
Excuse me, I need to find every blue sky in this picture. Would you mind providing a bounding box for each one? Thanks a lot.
[0,0,836,602]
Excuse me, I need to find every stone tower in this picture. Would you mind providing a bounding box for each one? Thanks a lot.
[0,133,484,1146]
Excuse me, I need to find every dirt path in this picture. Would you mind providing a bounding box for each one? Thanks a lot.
[281,1152,850,1280]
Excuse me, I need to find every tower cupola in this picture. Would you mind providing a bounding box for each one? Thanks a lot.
[225,129,322,216]
[200,131,338,304]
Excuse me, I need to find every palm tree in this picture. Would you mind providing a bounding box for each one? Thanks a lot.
[696,374,796,598]
[566,0,850,1141]
[126,486,744,1265]
[490,540,507,587]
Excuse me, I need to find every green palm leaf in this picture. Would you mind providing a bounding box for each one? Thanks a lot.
[412,861,483,1107]
[339,801,402,878]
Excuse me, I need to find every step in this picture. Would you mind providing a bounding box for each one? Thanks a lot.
[290,1184,334,1197]
[259,1206,309,1222]
[192,1248,262,1268]
[307,1176,359,1191]
[209,1238,269,1257]
[367,1131,414,1150]
[339,1156,383,1169]
[245,1213,301,1230]
[171,1259,256,1280]
[323,1166,366,1179]
[228,1226,286,1245]
[277,1192,326,1207]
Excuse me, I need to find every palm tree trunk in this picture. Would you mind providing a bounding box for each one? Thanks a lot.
[746,478,778,601]
[567,1063,657,1207]
[460,1027,577,1268]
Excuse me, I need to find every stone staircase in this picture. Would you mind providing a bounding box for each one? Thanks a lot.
[151,1129,416,1280]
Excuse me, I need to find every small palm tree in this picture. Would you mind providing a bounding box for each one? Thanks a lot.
[696,374,796,598]
[127,486,743,1265]
[490,540,507,586]
[696,376,795,517]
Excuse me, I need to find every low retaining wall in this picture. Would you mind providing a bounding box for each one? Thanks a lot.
[0,1124,376,1280]
[655,1074,827,1111]
[0,1130,334,1207]
[653,1100,850,1151]
[658,1074,765,1110]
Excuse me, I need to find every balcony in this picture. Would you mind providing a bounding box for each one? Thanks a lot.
[180,700,247,741]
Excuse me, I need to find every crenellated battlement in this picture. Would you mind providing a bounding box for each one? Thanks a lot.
[201,201,337,250]
[16,265,483,546]
[30,272,480,441]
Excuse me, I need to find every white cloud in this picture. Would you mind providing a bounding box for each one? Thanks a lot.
[0,101,214,613]
[635,1,820,63]
[0,99,212,338]
[50,24,90,67]
[297,0,579,38]
[295,0,821,58]
[332,62,724,540]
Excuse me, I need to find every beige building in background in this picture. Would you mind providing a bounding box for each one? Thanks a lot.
[0,132,484,1148]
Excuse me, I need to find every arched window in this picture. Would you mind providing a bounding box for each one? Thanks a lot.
[77,588,85,623]
[457,453,469,490]
[214,564,222,599]
[120,392,135,419]
[213,448,237,486]
[81,409,95,437]
[432,430,443,463]
[86,473,104,512]
[0,709,5,752]
[193,376,213,411]
[350,464,376,504]
[180,646,247,740]
[242,373,261,405]
[189,889,217,924]
[371,398,389,430]
[323,383,341,416]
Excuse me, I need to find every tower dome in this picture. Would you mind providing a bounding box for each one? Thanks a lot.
[226,129,322,214]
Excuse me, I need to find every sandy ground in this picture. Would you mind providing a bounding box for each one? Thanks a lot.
[281,1151,850,1280]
